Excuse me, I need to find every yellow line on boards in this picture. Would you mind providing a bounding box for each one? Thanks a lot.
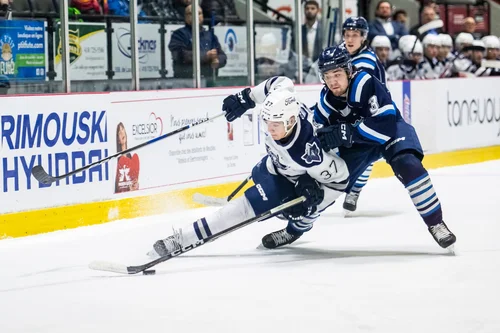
[1,145,499,239]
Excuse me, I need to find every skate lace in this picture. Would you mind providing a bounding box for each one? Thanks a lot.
[271,229,294,245]
[430,223,451,241]
[345,193,359,205]
[164,228,183,252]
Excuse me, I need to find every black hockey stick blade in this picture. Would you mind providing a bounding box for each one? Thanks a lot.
[193,175,252,206]
[89,196,306,274]
[31,165,58,185]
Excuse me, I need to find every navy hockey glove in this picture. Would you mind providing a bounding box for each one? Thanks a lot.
[223,88,256,122]
[316,123,353,151]
[282,174,324,221]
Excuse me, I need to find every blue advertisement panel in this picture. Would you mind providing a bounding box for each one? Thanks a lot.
[0,20,46,81]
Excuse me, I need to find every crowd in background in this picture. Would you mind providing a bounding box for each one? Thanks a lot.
[298,0,500,82]
[2,0,500,87]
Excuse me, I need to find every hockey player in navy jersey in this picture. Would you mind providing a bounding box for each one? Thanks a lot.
[339,16,387,214]
[342,17,387,85]
[150,77,350,256]
[314,45,456,249]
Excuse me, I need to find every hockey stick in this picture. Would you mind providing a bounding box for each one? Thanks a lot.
[31,112,225,185]
[410,19,444,54]
[192,175,252,206]
[88,196,306,274]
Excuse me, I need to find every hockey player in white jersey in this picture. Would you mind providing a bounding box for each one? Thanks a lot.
[150,77,350,256]
[421,34,443,79]
[370,35,391,68]
[386,36,425,80]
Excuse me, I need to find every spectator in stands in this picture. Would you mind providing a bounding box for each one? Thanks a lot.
[202,0,239,24]
[392,9,408,27]
[168,4,227,84]
[482,35,500,60]
[108,0,146,16]
[71,0,104,15]
[368,1,407,51]
[409,6,441,37]
[301,0,323,63]
[371,35,391,67]
[462,17,482,39]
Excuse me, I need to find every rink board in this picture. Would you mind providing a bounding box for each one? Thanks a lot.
[1,77,500,238]
[2,145,499,238]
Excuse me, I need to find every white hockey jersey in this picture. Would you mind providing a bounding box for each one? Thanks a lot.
[250,76,350,204]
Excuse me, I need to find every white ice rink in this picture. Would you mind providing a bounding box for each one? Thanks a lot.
[1,160,500,333]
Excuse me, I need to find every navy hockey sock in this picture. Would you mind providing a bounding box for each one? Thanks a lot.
[390,153,442,226]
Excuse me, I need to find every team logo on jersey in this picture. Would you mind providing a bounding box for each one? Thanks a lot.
[301,142,322,164]
[266,146,288,170]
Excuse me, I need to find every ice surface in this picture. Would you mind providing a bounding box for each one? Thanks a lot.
[1,161,500,333]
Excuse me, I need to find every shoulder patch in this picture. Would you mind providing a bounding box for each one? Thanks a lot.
[301,142,322,164]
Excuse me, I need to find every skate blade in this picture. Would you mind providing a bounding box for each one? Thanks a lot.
[445,244,456,255]
[146,249,160,259]
[342,209,355,218]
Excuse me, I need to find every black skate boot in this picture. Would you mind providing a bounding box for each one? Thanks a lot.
[428,221,456,249]
[343,192,360,213]
[261,228,302,249]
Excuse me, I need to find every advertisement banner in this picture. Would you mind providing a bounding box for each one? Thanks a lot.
[0,95,113,213]
[431,78,500,151]
[113,23,182,79]
[0,20,46,81]
[54,23,107,81]
[108,94,265,194]
[254,25,292,64]
[213,26,248,77]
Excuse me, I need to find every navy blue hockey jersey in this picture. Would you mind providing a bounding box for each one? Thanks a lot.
[344,43,387,85]
[313,70,400,145]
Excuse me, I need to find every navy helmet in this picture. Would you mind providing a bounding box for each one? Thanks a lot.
[342,16,369,37]
[318,46,353,76]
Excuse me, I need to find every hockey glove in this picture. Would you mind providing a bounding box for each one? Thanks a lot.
[316,123,353,151]
[283,174,324,221]
[223,87,256,122]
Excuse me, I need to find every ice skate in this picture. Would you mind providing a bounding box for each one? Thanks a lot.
[343,192,360,215]
[261,228,302,249]
[429,221,456,252]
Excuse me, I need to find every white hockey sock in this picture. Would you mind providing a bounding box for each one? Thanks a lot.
[178,196,256,246]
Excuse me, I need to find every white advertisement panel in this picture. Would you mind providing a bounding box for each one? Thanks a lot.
[107,93,265,195]
[54,23,107,80]
[112,23,183,79]
[0,94,113,213]
[213,26,248,77]
[416,78,500,152]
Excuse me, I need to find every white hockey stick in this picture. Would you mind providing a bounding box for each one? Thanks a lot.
[193,175,252,206]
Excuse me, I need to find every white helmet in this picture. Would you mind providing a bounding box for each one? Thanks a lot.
[439,34,453,48]
[398,35,418,51]
[471,40,486,51]
[422,34,441,47]
[455,32,474,49]
[481,35,500,49]
[400,38,423,55]
[261,89,300,136]
[371,35,391,50]
[256,32,278,62]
